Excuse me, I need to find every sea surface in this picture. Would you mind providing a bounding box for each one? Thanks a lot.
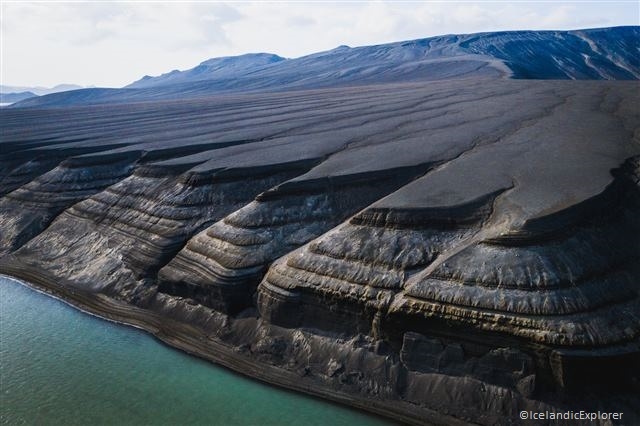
[0,276,392,426]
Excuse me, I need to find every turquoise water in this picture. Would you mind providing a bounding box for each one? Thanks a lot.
[0,276,393,426]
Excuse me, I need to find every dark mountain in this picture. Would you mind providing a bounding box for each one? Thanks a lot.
[12,26,639,108]
[458,26,639,79]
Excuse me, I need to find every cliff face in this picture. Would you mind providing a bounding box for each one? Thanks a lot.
[1,77,639,424]
[0,35,640,424]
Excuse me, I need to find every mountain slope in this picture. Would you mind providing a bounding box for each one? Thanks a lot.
[1,79,639,424]
[458,26,639,79]
[131,26,640,90]
[127,53,286,89]
[12,26,639,108]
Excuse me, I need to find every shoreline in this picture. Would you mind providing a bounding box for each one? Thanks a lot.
[0,261,464,426]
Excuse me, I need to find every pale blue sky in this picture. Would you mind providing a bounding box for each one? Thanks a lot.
[1,1,638,88]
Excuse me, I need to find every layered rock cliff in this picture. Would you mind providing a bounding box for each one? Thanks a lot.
[1,74,639,423]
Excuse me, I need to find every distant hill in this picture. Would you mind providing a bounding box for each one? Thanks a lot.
[127,53,286,89]
[0,91,38,104]
[1,84,85,96]
[12,26,639,108]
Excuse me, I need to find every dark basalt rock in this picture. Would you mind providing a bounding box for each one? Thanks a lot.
[1,72,639,424]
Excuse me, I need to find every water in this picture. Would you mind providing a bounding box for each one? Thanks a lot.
[0,276,392,426]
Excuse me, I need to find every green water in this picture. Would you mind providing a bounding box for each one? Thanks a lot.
[0,276,393,426]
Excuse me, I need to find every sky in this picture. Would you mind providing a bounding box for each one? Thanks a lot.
[1,1,638,88]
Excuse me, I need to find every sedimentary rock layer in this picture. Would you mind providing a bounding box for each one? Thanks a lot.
[1,79,639,425]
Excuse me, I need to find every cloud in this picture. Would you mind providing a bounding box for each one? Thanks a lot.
[286,15,316,28]
[186,3,243,48]
[2,1,638,88]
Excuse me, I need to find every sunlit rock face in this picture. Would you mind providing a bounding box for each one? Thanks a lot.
[1,27,639,425]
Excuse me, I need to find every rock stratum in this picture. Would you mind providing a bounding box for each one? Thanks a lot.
[2,27,640,425]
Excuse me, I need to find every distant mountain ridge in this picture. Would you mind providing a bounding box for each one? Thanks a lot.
[457,27,639,79]
[1,84,85,96]
[0,92,38,104]
[12,26,639,108]
[0,84,91,105]
[128,53,286,89]
[129,26,638,90]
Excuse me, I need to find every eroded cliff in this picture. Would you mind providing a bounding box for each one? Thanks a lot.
[1,79,639,425]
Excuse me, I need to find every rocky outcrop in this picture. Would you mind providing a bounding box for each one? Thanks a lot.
[0,152,140,256]
[1,78,639,425]
[157,81,566,317]
[157,165,429,314]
